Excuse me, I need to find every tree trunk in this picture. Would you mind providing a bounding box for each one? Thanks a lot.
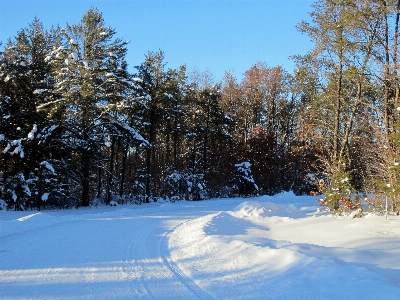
[1,156,8,200]
[80,121,90,207]
[81,152,90,207]
[333,9,344,162]
[203,96,211,173]
[333,47,343,161]
[166,124,171,166]
[340,83,361,159]
[339,24,375,159]
[145,112,156,203]
[119,141,129,198]
[173,131,178,167]
[106,137,115,204]
[97,166,102,199]
[383,1,392,147]
[394,0,400,107]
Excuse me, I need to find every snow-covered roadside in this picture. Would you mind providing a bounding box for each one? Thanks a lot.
[170,192,400,299]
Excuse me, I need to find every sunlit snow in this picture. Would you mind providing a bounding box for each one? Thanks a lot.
[1,193,399,299]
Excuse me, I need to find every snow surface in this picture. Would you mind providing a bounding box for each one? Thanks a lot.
[0,192,399,299]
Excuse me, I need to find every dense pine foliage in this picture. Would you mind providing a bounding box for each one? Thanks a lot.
[0,2,399,214]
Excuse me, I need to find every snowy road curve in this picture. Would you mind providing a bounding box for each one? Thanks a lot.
[0,200,241,299]
[2,194,400,300]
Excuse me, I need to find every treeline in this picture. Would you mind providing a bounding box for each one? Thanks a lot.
[0,1,399,213]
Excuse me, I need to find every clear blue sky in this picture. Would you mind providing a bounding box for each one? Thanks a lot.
[0,0,314,81]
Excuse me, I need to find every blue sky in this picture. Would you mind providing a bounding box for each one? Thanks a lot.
[0,0,314,81]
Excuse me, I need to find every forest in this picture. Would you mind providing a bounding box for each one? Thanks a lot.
[0,0,399,214]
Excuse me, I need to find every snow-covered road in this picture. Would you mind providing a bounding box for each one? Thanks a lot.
[0,201,241,299]
[1,194,400,299]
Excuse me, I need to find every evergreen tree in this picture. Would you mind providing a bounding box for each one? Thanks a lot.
[0,18,61,209]
[186,82,234,196]
[233,162,258,197]
[27,160,65,210]
[135,51,187,201]
[45,9,144,206]
[295,0,382,199]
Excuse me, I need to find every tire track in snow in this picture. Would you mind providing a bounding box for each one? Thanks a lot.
[132,224,158,299]
[123,225,154,299]
[121,214,208,299]
[142,218,199,298]
[159,220,215,300]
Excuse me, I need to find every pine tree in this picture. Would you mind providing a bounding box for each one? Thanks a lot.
[45,9,144,206]
[185,81,235,196]
[0,18,61,209]
[233,162,258,197]
[135,51,187,201]
[319,159,359,212]
[27,161,65,210]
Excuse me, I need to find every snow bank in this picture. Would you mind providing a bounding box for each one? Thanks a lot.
[170,213,311,289]
[169,194,400,299]
[233,201,299,219]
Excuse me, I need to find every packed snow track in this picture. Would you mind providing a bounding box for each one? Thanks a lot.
[0,201,231,299]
